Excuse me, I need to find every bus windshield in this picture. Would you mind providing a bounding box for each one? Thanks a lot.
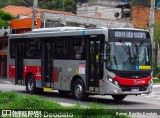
[107,41,151,71]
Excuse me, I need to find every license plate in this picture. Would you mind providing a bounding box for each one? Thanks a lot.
[131,88,139,92]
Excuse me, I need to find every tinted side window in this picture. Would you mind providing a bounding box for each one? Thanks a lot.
[25,39,41,59]
[70,37,86,60]
[10,39,16,58]
[55,38,69,59]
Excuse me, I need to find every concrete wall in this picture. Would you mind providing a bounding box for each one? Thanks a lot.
[0,28,10,38]
[77,5,122,20]
[41,12,132,28]
[87,0,124,7]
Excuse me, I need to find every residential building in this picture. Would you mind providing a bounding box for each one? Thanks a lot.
[3,5,132,29]
[77,0,130,20]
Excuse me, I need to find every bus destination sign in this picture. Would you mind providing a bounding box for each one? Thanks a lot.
[110,31,147,39]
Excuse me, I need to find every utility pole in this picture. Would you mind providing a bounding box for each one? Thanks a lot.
[32,0,38,30]
[149,0,155,62]
[149,0,155,48]
[63,0,65,11]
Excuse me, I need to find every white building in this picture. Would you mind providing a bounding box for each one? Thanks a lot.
[77,0,130,20]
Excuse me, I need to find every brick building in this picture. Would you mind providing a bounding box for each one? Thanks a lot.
[132,6,160,29]
[131,6,160,66]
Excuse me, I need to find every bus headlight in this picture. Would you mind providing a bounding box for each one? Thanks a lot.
[107,77,119,87]
[108,78,113,83]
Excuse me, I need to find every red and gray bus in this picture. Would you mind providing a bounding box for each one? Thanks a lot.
[7,27,153,101]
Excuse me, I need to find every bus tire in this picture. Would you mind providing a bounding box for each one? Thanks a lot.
[36,88,44,94]
[72,79,87,101]
[112,95,126,101]
[58,90,70,95]
[26,75,37,94]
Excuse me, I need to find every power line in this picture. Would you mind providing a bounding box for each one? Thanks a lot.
[21,0,30,7]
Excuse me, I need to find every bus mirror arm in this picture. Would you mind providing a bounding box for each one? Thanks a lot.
[105,42,110,59]
[104,56,110,62]
[105,42,111,58]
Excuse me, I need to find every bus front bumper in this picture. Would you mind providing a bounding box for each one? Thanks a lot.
[99,79,153,95]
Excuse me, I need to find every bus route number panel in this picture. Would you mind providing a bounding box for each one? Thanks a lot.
[110,30,147,39]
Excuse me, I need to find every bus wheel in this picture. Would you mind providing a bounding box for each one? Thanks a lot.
[58,90,70,95]
[26,75,36,94]
[72,79,87,101]
[112,95,126,101]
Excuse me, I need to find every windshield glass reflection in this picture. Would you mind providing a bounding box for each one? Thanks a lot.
[107,42,151,71]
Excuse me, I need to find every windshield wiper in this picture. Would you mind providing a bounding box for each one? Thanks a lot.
[138,40,145,54]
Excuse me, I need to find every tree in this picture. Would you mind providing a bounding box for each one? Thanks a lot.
[64,0,77,13]
[154,22,160,77]
[0,0,10,8]
[0,10,15,28]
[0,0,77,14]
[128,0,159,7]
[50,0,77,13]
[154,22,160,44]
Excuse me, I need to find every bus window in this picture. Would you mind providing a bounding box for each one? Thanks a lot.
[55,38,68,59]
[10,40,16,58]
[70,37,86,60]
[24,39,41,59]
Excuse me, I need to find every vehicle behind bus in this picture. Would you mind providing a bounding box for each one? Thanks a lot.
[7,27,153,101]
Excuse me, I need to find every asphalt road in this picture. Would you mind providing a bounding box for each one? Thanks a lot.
[0,82,160,110]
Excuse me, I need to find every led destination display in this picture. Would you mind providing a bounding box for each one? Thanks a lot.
[109,30,147,39]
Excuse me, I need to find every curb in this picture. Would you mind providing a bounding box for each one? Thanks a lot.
[0,80,11,84]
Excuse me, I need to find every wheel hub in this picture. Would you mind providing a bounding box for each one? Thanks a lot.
[75,84,83,97]
[28,79,34,91]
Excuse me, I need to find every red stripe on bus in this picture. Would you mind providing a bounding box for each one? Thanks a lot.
[23,66,42,80]
[9,65,15,78]
[9,65,57,82]
[114,76,152,86]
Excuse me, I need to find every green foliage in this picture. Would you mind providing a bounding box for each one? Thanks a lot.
[128,0,160,7]
[64,0,77,13]
[0,19,10,28]
[0,0,10,8]
[0,0,77,14]
[49,0,77,13]
[153,78,160,83]
[154,22,160,44]
[0,10,15,21]
[0,91,129,118]
[0,10,15,28]
[153,62,160,77]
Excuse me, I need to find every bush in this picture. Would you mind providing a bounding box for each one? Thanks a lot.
[153,63,160,78]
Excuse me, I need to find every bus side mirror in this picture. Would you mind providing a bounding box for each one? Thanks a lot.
[106,43,110,60]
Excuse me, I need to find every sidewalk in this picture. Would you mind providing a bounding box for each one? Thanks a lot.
[0,78,11,84]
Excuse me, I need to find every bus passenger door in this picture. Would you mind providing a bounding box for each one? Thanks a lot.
[87,35,104,92]
[42,41,54,88]
[15,41,24,85]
